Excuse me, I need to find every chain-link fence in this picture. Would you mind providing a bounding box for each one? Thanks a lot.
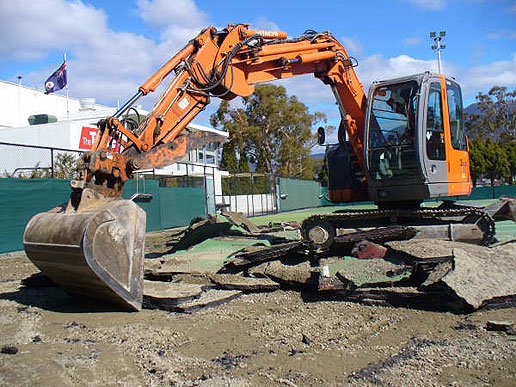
[0,142,82,179]
[0,142,280,218]
[216,172,278,217]
[131,163,218,216]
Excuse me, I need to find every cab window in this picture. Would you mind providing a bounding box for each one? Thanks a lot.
[447,82,467,150]
[367,81,419,180]
[426,83,446,160]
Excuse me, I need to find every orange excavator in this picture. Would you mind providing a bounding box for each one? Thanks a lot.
[23,24,488,311]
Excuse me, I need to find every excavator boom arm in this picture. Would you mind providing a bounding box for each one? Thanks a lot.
[82,24,366,199]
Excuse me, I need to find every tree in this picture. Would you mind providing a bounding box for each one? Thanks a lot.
[466,86,516,140]
[211,84,326,179]
[502,140,516,184]
[237,146,250,173]
[314,153,329,187]
[468,137,487,186]
[53,152,78,179]
[219,142,238,172]
[484,138,510,186]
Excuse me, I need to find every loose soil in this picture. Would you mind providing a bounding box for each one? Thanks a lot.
[1,242,516,386]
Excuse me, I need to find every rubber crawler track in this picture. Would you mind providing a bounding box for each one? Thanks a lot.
[301,206,496,247]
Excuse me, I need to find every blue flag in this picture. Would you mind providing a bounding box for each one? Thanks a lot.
[44,61,67,94]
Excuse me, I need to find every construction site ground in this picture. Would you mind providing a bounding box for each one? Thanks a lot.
[1,200,516,386]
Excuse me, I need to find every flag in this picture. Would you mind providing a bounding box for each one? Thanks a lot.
[44,61,67,94]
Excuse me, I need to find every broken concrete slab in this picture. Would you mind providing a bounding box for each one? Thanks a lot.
[165,289,242,313]
[316,275,353,291]
[386,239,456,259]
[248,261,314,288]
[209,274,280,292]
[483,196,516,222]
[143,280,206,309]
[145,273,213,286]
[221,211,262,234]
[143,279,242,313]
[486,320,514,332]
[148,238,273,276]
[220,211,299,234]
[440,246,516,310]
[386,240,516,307]
[329,257,412,288]
[224,241,308,269]
[172,217,233,251]
[420,260,454,287]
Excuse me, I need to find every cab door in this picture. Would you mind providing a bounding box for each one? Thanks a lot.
[421,78,448,196]
[441,77,472,196]
[420,76,472,197]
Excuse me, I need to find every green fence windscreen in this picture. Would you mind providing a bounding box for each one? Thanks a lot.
[122,180,206,231]
[0,179,71,253]
[278,178,321,212]
[158,186,206,229]
[0,178,206,253]
[319,185,516,206]
[0,177,513,253]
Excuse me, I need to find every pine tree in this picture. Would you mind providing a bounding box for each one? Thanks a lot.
[219,142,238,172]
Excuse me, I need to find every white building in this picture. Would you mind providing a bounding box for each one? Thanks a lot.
[0,80,231,209]
[0,79,278,216]
[0,79,227,172]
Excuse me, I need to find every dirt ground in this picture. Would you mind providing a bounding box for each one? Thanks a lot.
[1,238,516,386]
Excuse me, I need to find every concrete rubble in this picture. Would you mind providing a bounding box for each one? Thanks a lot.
[142,211,516,314]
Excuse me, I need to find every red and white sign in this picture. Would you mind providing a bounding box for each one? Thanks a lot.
[79,126,98,150]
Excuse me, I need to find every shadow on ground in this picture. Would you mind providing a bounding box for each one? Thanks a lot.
[0,273,133,313]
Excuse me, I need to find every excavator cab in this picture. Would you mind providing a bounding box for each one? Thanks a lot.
[364,72,471,206]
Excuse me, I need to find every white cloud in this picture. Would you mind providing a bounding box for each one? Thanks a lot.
[403,37,423,47]
[0,0,109,61]
[136,0,208,43]
[487,30,516,40]
[459,53,516,95]
[272,76,335,105]
[3,0,514,126]
[405,0,447,10]
[1,0,210,108]
[250,17,280,32]
[353,52,516,99]
[263,54,442,124]
[356,54,443,90]
[339,37,363,57]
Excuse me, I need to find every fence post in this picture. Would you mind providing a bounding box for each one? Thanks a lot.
[251,172,255,217]
[203,165,208,217]
[233,173,237,213]
[50,148,54,178]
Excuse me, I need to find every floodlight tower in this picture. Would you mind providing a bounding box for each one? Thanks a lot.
[430,31,446,74]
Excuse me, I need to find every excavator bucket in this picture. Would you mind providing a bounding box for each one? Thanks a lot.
[23,189,146,311]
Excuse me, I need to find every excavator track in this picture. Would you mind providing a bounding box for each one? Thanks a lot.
[301,206,496,250]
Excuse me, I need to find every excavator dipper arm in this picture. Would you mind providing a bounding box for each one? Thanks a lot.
[23,24,368,310]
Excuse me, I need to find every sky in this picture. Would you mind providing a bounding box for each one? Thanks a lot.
[1,0,515,133]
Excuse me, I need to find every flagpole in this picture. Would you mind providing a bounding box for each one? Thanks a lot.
[64,52,69,120]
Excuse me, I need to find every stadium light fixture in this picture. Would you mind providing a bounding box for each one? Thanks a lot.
[430,30,446,74]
